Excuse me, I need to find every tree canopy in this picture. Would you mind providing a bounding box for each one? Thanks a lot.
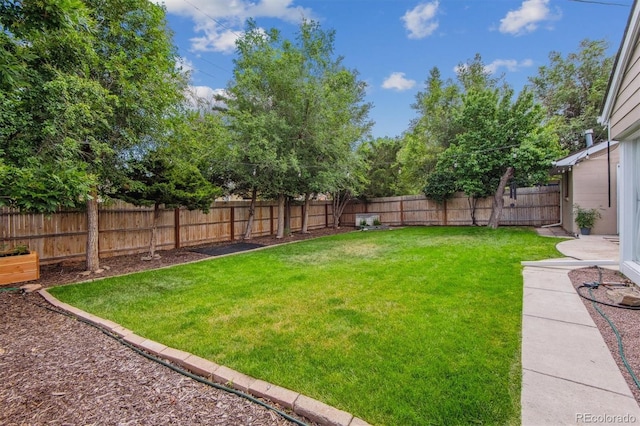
[0,0,189,270]
[222,19,371,236]
[528,39,614,151]
[425,87,562,225]
[404,55,565,226]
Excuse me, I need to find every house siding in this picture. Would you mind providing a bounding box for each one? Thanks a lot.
[561,145,619,235]
[611,35,640,139]
[601,1,640,285]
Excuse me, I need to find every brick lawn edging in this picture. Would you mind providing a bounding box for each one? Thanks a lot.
[39,290,371,426]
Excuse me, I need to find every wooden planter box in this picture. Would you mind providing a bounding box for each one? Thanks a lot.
[0,251,40,286]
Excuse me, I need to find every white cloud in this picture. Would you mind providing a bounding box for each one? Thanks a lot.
[402,1,440,39]
[158,0,314,53]
[191,22,241,53]
[382,72,416,91]
[484,58,534,74]
[499,0,552,35]
[185,86,228,109]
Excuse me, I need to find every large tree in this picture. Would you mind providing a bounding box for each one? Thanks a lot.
[117,142,220,259]
[358,137,403,199]
[0,0,103,214]
[397,68,460,194]
[528,39,614,151]
[0,0,187,271]
[398,55,505,195]
[224,19,371,237]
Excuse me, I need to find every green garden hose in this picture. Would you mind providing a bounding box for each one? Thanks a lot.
[576,267,640,390]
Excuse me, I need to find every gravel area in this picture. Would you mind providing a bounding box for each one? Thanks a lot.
[568,267,640,403]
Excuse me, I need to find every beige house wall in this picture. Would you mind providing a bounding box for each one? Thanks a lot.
[561,145,619,235]
[560,173,574,233]
[611,36,640,140]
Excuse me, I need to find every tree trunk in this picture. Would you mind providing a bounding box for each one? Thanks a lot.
[301,192,311,234]
[243,187,257,240]
[148,203,161,258]
[332,190,352,228]
[284,196,291,236]
[467,197,478,226]
[86,190,100,272]
[276,193,285,239]
[488,166,515,229]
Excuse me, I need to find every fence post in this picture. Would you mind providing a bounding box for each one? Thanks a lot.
[325,203,328,228]
[230,206,235,241]
[174,208,180,249]
[400,199,404,226]
[270,205,274,235]
[443,200,448,226]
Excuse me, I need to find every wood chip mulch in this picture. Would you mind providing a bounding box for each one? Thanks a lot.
[568,267,640,404]
[0,291,306,426]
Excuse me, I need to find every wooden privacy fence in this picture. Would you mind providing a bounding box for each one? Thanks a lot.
[342,185,560,227]
[1,185,559,265]
[0,200,336,264]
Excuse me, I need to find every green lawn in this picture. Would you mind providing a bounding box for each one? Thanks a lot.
[50,226,561,425]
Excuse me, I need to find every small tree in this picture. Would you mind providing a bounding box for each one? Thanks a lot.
[426,87,562,227]
[118,148,220,259]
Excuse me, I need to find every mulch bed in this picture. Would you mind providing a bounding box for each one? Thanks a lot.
[189,242,266,257]
[0,291,310,426]
[568,267,640,404]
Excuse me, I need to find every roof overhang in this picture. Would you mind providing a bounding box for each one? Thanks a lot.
[550,140,619,175]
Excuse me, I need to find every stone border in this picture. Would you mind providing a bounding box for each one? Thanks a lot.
[39,289,370,426]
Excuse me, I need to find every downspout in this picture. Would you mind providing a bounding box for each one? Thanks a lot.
[608,139,611,208]
[606,123,612,209]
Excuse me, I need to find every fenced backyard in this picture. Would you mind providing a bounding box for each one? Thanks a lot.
[1,185,559,264]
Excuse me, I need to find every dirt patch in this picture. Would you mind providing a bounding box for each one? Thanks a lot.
[568,267,640,404]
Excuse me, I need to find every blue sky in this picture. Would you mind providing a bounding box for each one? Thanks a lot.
[160,0,633,139]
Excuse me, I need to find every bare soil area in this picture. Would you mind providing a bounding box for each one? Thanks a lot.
[568,267,640,403]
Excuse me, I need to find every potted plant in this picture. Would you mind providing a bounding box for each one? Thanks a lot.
[0,244,40,285]
[573,205,601,235]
